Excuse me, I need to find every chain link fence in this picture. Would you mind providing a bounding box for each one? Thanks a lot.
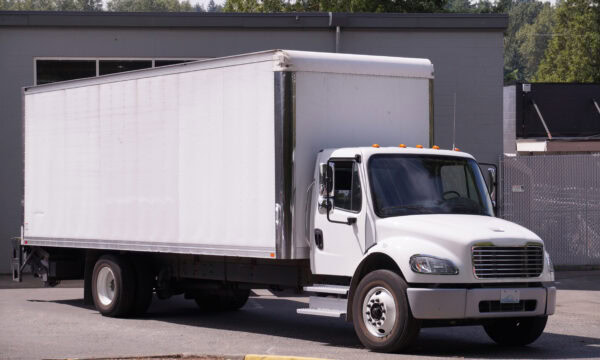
[500,154,600,266]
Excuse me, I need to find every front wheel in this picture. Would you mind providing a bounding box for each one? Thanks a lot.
[352,270,421,352]
[483,316,548,346]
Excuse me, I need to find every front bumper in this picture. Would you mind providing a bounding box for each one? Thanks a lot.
[406,286,556,320]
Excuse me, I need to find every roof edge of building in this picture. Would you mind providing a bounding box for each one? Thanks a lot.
[0,11,508,30]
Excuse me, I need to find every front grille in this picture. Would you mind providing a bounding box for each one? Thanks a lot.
[472,245,544,279]
[479,300,537,313]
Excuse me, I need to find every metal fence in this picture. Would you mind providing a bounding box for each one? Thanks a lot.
[500,154,600,266]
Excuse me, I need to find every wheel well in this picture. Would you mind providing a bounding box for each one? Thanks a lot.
[346,252,404,322]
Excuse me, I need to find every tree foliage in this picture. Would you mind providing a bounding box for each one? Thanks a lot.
[535,0,600,82]
[106,0,193,11]
[224,0,447,13]
[502,0,546,82]
[515,2,555,80]
[0,0,101,10]
[207,0,223,11]
[445,0,502,12]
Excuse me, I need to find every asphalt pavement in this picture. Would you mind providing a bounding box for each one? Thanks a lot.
[0,271,599,360]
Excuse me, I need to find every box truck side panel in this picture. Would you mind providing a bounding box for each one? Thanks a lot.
[178,61,276,255]
[293,72,430,258]
[24,60,276,258]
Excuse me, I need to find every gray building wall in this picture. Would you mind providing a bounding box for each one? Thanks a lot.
[0,12,507,273]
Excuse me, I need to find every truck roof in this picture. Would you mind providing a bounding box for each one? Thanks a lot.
[24,49,433,94]
[274,50,433,79]
[325,146,476,161]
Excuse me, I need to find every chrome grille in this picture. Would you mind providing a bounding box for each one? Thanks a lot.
[472,245,544,279]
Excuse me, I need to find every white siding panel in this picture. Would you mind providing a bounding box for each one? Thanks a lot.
[178,61,275,249]
[24,60,275,255]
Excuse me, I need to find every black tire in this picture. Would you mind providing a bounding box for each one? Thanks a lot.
[484,316,548,346]
[91,254,135,318]
[352,270,421,352]
[194,288,250,311]
[131,258,154,316]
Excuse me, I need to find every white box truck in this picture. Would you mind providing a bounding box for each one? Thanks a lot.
[12,50,555,352]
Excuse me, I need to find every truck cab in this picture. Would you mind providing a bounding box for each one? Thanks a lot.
[301,145,555,352]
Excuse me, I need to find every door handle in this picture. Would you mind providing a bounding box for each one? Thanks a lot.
[314,229,324,250]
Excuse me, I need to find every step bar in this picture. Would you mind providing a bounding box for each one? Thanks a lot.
[303,284,349,296]
[296,284,349,319]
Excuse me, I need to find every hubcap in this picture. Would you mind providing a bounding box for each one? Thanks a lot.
[97,266,116,306]
[362,286,397,338]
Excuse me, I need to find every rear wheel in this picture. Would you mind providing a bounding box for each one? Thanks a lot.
[92,254,135,317]
[484,316,548,346]
[194,288,250,311]
[352,270,421,352]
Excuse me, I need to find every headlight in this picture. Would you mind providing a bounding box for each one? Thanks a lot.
[410,255,459,275]
[545,251,554,273]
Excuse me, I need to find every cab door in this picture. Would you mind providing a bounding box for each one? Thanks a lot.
[311,157,367,276]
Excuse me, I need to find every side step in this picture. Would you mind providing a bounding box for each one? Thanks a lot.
[296,284,349,319]
[303,284,349,296]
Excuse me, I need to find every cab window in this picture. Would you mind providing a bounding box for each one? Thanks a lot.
[333,161,362,212]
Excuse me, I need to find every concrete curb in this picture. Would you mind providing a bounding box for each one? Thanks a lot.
[244,356,332,360]
[49,354,331,360]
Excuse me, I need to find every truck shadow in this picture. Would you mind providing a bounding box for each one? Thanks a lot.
[35,294,600,359]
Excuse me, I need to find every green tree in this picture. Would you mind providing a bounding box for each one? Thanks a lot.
[207,0,222,11]
[535,0,600,82]
[446,0,473,12]
[224,0,447,13]
[0,0,56,10]
[0,0,101,10]
[223,0,264,12]
[107,0,193,11]
[503,0,545,82]
[515,3,554,80]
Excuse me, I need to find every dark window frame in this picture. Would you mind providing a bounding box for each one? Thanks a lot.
[330,159,363,214]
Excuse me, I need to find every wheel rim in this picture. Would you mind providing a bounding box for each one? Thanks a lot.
[97,266,116,306]
[362,286,397,338]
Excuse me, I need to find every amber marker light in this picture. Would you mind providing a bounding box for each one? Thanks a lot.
[398,144,407,148]
[432,145,440,150]
[372,144,380,148]
[416,144,424,149]
[454,148,460,151]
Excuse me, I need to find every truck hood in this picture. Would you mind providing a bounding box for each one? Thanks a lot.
[375,214,542,247]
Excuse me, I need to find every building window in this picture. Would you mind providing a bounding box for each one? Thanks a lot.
[155,60,194,67]
[36,60,96,85]
[99,60,153,75]
[34,58,202,85]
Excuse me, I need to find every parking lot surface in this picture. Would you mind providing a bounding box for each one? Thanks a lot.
[1,271,599,360]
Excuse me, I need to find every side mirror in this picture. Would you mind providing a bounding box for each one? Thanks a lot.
[319,163,334,197]
[487,167,497,208]
[487,167,496,194]
[479,163,497,210]
[318,162,334,211]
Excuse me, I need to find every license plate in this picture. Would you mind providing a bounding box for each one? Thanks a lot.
[501,289,520,304]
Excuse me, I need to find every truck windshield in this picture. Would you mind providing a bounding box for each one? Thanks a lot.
[368,155,493,217]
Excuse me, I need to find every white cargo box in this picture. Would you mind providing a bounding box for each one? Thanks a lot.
[23,50,434,259]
